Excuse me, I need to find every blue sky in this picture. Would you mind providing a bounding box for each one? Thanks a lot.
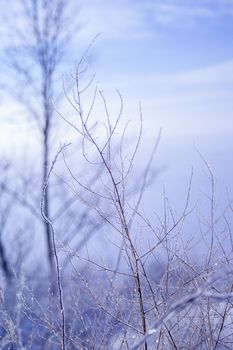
[74,0,233,138]
[73,0,233,177]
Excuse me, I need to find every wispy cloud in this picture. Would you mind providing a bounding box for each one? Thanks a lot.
[78,0,233,42]
[97,58,233,138]
[146,2,215,27]
[78,0,145,41]
[102,59,233,92]
[141,0,233,27]
[146,59,233,87]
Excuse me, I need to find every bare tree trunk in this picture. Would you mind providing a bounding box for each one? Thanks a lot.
[0,237,12,279]
[42,58,54,268]
[3,0,72,271]
[43,128,53,267]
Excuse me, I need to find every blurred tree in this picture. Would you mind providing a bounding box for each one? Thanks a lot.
[3,0,76,270]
